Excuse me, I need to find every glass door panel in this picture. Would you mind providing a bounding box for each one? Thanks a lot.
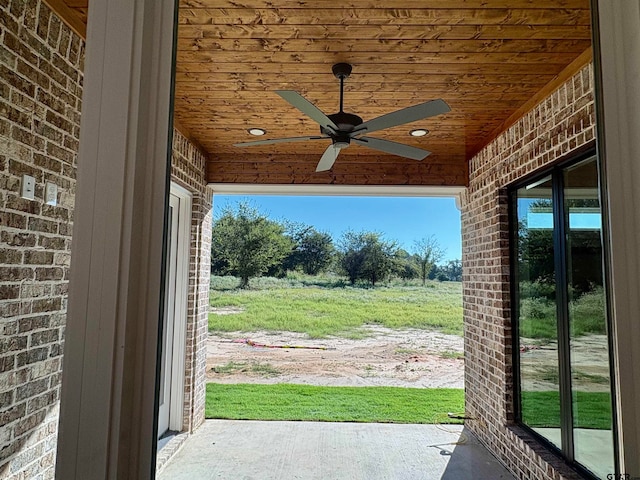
[563,158,615,479]
[515,176,562,448]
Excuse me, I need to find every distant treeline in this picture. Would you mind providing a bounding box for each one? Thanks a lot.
[211,202,461,288]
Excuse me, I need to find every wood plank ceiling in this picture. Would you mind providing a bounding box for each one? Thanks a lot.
[47,0,592,186]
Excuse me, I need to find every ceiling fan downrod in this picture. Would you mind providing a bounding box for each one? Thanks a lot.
[332,63,352,114]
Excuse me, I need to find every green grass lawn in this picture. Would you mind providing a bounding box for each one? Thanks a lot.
[206,383,465,424]
[209,275,463,338]
[521,391,613,429]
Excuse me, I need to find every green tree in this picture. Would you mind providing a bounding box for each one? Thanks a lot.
[211,202,292,288]
[338,231,366,285]
[391,249,420,280]
[338,231,397,286]
[285,224,335,275]
[413,236,446,286]
[361,236,397,286]
[435,259,462,282]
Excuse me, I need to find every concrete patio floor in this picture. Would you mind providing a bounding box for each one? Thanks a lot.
[157,420,516,480]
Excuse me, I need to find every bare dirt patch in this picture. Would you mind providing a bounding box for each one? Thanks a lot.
[520,334,611,392]
[207,326,464,388]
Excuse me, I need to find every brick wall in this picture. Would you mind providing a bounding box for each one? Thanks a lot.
[0,0,82,478]
[0,1,213,477]
[461,63,596,480]
[171,130,213,432]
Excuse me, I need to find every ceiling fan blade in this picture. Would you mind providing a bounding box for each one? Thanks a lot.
[234,136,328,147]
[316,144,341,172]
[353,136,431,160]
[352,99,450,136]
[275,90,339,132]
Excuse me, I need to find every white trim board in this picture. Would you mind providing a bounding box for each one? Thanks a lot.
[169,183,191,433]
[209,184,465,210]
[209,183,464,197]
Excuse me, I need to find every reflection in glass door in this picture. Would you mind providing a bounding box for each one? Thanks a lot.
[514,175,562,449]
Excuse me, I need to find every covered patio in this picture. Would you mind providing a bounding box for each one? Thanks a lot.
[157,421,515,480]
[1,0,639,479]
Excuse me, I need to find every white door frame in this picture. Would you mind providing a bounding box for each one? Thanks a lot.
[158,193,179,437]
[167,183,191,433]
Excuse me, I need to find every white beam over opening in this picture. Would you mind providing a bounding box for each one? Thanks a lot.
[209,183,464,199]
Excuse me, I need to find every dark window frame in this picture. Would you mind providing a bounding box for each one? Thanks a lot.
[508,145,619,479]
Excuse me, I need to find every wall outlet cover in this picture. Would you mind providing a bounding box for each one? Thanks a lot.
[21,174,35,200]
[45,182,57,206]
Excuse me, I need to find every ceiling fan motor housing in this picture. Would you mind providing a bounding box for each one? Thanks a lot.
[332,134,351,149]
[322,112,363,134]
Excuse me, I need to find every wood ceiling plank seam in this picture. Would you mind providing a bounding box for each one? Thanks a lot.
[172,70,566,81]
[177,8,592,27]
[207,160,468,168]
[177,25,592,40]
[185,102,526,110]
[176,52,582,65]
[173,73,555,84]
[227,166,468,173]
[205,176,468,187]
[174,85,552,94]
[209,163,472,168]
[204,142,488,148]
[177,38,592,54]
[183,1,589,8]
[214,137,493,141]
[204,160,470,165]
[174,79,551,86]
[208,132,493,138]
[206,154,465,160]
[181,113,528,120]
[178,98,533,105]
[182,116,518,122]
[172,61,569,71]
[203,147,489,153]
[177,88,545,95]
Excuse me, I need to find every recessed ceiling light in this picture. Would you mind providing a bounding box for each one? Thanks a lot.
[410,129,429,137]
[248,128,266,136]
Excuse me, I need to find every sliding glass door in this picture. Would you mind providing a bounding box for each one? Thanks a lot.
[512,154,616,479]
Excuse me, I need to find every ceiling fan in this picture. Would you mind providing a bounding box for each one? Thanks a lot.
[234,63,451,172]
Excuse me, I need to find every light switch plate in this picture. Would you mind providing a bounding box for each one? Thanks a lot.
[45,182,57,206]
[21,174,35,200]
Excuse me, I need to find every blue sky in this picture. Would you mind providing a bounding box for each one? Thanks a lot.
[213,195,462,262]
